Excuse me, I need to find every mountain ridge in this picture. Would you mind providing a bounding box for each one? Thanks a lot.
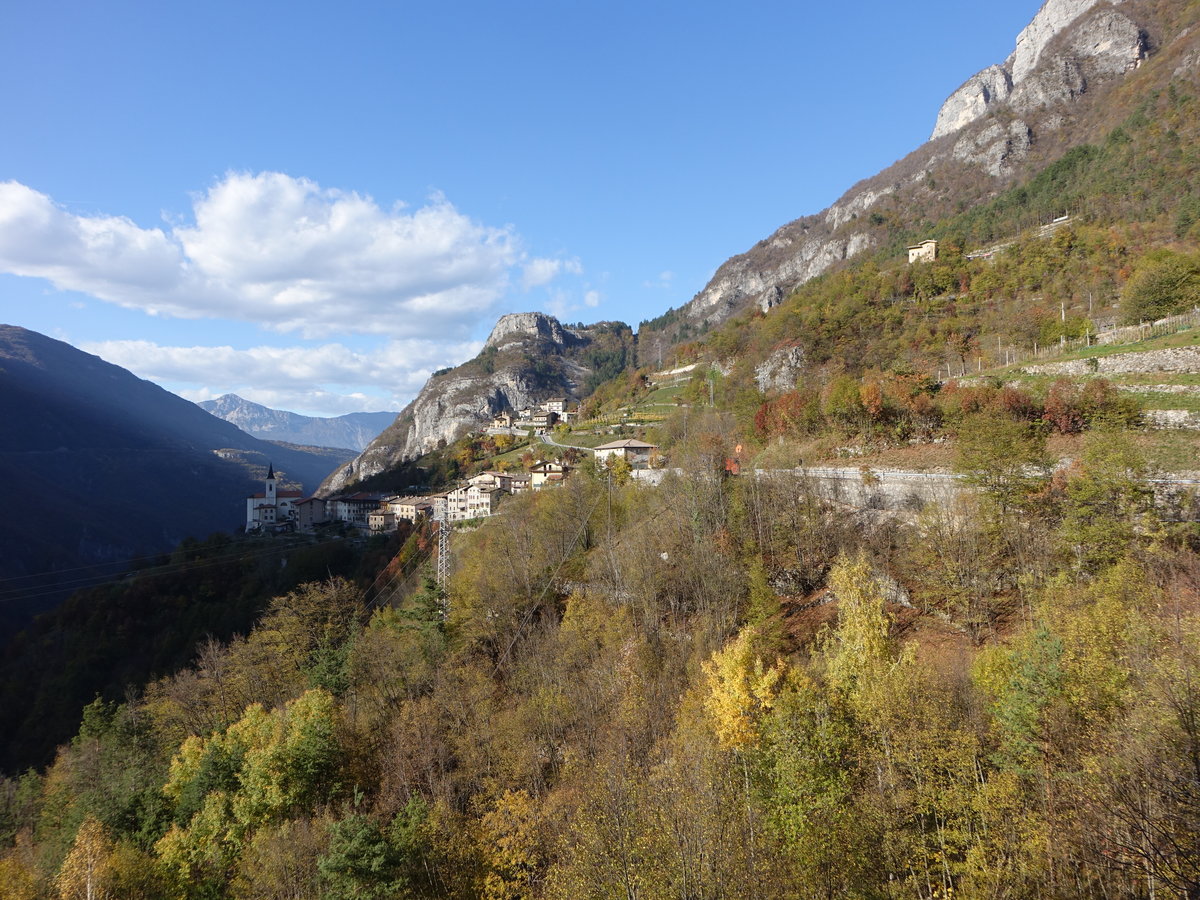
[198,394,398,452]
[638,0,1191,355]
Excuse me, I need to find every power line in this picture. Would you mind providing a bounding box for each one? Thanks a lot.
[0,536,348,605]
[491,487,606,677]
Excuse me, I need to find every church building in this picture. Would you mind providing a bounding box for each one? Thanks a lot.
[245,464,302,532]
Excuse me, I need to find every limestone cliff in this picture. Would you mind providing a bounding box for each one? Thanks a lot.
[933,1,1145,141]
[641,0,1172,355]
[319,314,633,493]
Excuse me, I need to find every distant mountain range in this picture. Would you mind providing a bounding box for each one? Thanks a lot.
[198,394,398,452]
[0,325,351,634]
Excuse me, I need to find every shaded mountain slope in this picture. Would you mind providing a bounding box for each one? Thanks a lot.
[0,325,345,632]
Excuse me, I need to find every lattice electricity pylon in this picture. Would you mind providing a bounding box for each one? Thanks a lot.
[435,512,450,618]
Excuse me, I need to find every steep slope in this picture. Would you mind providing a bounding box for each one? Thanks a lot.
[641,0,1194,352]
[0,326,346,632]
[198,394,398,452]
[320,313,633,493]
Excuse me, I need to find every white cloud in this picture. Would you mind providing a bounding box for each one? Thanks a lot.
[643,270,674,289]
[81,338,483,417]
[521,256,582,290]
[542,284,603,320]
[0,173,552,339]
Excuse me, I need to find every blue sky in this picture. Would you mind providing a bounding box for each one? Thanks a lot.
[0,0,1041,416]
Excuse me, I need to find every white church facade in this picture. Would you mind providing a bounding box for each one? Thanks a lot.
[245,464,302,532]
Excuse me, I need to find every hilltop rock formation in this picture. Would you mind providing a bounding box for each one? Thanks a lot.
[640,0,1169,355]
[483,312,581,352]
[320,314,633,493]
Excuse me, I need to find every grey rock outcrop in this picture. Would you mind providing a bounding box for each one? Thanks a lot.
[321,371,543,492]
[932,65,1014,140]
[755,345,807,394]
[932,1,1146,141]
[953,120,1034,178]
[319,315,633,493]
[484,312,580,352]
[676,218,884,332]
[1010,0,1105,82]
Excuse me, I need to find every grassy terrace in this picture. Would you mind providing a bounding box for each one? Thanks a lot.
[1001,324,1200,372]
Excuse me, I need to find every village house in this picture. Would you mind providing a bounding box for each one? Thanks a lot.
[445,481,505,522]
[906,239,938,264]
[529,460,569,488]
[531,410,558,429]
[294,497,328,532]
[328,492,387,527]
[368,509,396,533]
[388,495,432,523]
[469,471,524,492]
[494,398,575,432]
[245,465,303,531]
[594,439,658,469]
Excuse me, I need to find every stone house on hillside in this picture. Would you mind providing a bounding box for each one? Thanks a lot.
[907,240,938,264]
[294,497,328,531]
[330,492,386,527]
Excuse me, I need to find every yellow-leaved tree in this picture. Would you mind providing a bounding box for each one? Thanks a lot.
[156,689,341,898]
[702,625,786,752]
[55,817,114,900]
[821,551,893,704]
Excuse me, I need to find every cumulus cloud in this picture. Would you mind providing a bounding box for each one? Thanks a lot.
[521,256,582,290]
[0,174,580,339]
[81,338,483,416]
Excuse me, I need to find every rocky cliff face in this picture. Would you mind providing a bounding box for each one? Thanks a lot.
[935,1,1146,141]
[483,312,581,352]
[319,313,633,493]
[642,0,1168,355]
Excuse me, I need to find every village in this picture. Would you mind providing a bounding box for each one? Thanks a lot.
[245,397,660,535]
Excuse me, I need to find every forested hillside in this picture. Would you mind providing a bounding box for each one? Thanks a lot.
[1,424,1197,897]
